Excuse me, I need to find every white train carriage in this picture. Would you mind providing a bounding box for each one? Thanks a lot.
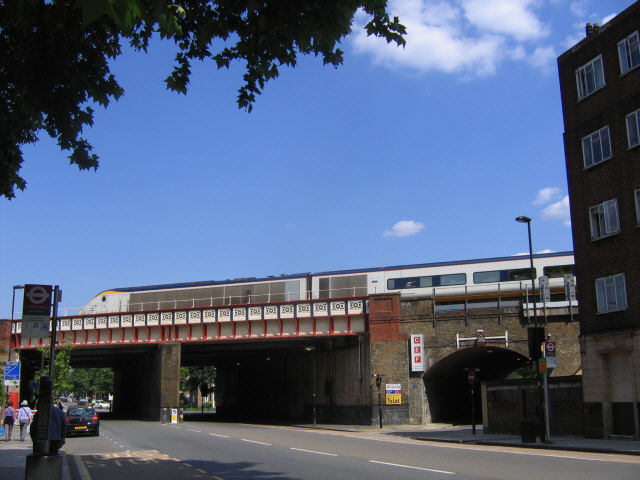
[80,252,575,315]
[79,274,309,315]
[311,251,575,306]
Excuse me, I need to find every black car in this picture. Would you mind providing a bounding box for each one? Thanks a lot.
[66,406,99,436]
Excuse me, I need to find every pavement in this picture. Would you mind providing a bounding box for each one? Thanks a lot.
[1,423,639,480]
[293,423,640,456]
[0,437,71,480]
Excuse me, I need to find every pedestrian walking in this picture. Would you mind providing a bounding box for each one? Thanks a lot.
[3,401,16,441]
[17,400,32,442]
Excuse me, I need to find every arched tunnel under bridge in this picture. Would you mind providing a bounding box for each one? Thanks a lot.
[424,347,530,424]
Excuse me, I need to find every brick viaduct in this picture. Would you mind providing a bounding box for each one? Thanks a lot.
[3,293,580,425]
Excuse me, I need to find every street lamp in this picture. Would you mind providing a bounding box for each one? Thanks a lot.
[305,346,317,425]
[515,216,547,443]
[515,217,539,335]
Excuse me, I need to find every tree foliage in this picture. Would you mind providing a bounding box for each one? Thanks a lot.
[36,344,75,397]
[1,0,405,199]
[181,365,216,407]
[70,367,114,398]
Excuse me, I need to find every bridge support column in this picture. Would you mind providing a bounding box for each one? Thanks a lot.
[149,342,181,421]
[368,294,414,425]
[115,343,181,420]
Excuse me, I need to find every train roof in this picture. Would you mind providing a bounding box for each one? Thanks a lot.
[100,272,310,295]
[95,251,574,296]
[311,250,575,276]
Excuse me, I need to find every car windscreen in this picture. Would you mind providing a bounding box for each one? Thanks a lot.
[68,407,95,416]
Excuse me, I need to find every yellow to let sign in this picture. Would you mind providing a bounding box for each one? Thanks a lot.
[538,358,547,373]
[386,394,402,405]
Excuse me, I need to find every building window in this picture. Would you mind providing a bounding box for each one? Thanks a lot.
[582,126,612,168]
[618,31,640,74]
[589,198,620,240]
[627,109,640,148]
[635,188,640,225]
[576,55,605,100]
[596,273,627,313]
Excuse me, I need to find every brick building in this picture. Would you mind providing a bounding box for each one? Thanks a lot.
[558,2,640,438]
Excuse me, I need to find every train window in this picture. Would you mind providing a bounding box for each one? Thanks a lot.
[387,277,420,289]
[473,268,535,284]
[543,264,575,278]
[387,273,466,290]
[438,273,467,286]
[318,275,367,298]
[508,268,532,281]
[473,271,500,284]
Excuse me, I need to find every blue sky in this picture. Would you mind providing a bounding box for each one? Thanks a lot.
[1,0,634,317]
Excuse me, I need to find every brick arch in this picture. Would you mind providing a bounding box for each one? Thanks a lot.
[423,346,529,423]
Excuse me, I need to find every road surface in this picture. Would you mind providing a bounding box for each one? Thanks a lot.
[64,420,640,480]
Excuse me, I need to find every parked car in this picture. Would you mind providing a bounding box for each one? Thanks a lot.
[66,406,99,436]
[94,401,110,409]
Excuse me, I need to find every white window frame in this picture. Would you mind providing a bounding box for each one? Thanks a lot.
[582,126,612,168]
[596,273,628,313]
[576,55,605,100]
[618,31,640,74]
[627,109,640,149]
[589,198,620,240]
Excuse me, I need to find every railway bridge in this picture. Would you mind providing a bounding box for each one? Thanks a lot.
[6,293,580,425]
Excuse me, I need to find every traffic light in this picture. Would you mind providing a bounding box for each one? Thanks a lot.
[527,327,545,361]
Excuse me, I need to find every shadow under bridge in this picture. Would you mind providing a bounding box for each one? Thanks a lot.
[424,346,529,424]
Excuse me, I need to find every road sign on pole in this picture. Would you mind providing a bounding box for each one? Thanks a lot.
[21,284,52,338]
[467,370,476,384]
[3,361,20,386]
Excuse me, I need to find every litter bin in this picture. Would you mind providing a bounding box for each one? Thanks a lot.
[520,419,536,443]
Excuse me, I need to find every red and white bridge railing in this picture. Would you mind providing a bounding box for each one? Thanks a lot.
[11,297,368,348]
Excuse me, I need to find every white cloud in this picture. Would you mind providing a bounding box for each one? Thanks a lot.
[351,0,550,76]
[541,195,571,226]
[528,45,556,72]
[462,0,548,41]
[383,220,426,237]
[513,248,556,256]
[533,187,561,205]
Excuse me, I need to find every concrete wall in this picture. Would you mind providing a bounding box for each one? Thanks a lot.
[581,329,640,438]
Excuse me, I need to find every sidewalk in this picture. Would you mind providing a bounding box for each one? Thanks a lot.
[292,423,640,456]
[0,438,71,480]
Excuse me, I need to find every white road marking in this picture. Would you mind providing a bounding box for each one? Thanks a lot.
[369,460,455,475]
[241,439,271,445]
[208,433,229,438]
[290,447,338,457]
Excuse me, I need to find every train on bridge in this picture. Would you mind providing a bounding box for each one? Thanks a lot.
[80,251,575,315]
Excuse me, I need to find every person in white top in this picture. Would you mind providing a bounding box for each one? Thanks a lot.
[17,400,32,442]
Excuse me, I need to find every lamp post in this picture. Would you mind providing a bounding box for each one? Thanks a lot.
[515,217,539,333]
[515,216,547,443]
[305,346,317,425]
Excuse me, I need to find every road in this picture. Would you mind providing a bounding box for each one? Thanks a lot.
[64,421,640,480]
